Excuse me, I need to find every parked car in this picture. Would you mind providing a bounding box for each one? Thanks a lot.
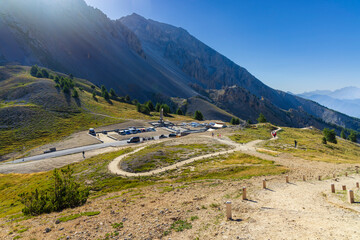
[169,133,177,138]
[159,134,167,139]
[88,128,96,136]
[119,131,126,135]
[127,136,140,143]
[125,130,131,135]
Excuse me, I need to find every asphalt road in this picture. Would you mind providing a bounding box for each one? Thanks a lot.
[8,140,130,164]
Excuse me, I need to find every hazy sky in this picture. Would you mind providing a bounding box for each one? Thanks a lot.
[84,0,360,93]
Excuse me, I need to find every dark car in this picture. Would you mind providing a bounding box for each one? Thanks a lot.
[127,136,140,143]
[169,133,177,138]
[159,134,168,139]
[88,128,96,136]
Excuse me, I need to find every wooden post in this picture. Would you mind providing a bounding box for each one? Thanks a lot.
[345,172,348,177]
[263,179,266,189]
[342,185,347,191]
[318,176,321,181]
[331,184,335,193]
[225,201,232,220]
[333,173,336,178]
[356,182,359,188]
[303,175,306,181]
[286,175,289,183]
[356,168,359,174]
[348,190,354,204]
[242,187,247,200]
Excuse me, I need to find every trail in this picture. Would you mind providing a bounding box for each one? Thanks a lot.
[108,127,354,178]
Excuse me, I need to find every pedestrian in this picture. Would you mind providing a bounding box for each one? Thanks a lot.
[274,132,277,138]
[212,132,214,137]
[294,140,297,148]
[82,151,85,158]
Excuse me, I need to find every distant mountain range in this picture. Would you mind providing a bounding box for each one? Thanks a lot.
[1,0,359,132]
[299,87,360,118]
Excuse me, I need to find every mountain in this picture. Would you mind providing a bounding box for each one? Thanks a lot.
[0,0,360,132]
[0,0,197,101]
[299,87,360,118]
[120,14,360,131]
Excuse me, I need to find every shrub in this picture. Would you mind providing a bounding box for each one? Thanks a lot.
[323,128,337,144]
[194,110,204,121]
[257,113,267,123]
[91,85,96,90]
[322,137,327,144]
[62,84,70,94]
[19,167,89,216]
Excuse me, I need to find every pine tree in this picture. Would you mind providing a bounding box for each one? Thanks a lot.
[146,100,155,111]
[155,103,161,112]
[72,89,79,98]
[176,108,183,115]
[30,65,39,77]
[340,129,346,139]
[323,128,337,144]
[257,113,267,123]
[194,110,204,121]
[348,131,357,143]
[109,88,117,98]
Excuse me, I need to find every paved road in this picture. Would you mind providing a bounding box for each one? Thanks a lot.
[5,132,169,164]
[7,140,129,164]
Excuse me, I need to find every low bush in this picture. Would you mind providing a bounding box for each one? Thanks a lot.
[19,166,89,216]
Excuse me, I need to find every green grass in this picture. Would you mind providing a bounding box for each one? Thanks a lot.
[229,123,277,143]
[170,220,192,232]
[111,222,123,229]
[264,127,360,163]
[123,142,230,173]
[56,211,100,223]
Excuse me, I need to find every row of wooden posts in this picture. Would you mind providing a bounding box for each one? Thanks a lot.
[225,172,359,220]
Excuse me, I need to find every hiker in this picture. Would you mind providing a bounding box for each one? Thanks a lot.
[294,140,297,148]
[82,151,85,158]
[274,132,277,138]
[212,132,214,137]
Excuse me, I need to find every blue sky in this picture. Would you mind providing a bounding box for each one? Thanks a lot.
[84,0,360,93]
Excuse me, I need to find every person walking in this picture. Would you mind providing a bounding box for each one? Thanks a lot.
[294,140,297,148]
[82,151,85,158]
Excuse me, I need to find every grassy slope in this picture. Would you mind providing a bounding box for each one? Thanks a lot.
[122,142,230,172]
[264,127,360,163]
[229,123,278,144]
[0,145,287,219]
[0,65,190,159]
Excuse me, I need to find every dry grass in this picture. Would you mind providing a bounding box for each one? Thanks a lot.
[229,123,277,143]
[264,127,360,163]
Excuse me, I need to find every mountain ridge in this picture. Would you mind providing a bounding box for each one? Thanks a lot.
[0,0,359,132]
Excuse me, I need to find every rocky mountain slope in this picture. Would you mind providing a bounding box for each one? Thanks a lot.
[0,0,359,132]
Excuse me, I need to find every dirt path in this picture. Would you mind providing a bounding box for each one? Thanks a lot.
[107,136,260,177]
[108,129,354,178]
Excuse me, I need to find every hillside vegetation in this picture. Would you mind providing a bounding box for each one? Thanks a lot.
[0,65,190,160]
[264,127,360,163]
